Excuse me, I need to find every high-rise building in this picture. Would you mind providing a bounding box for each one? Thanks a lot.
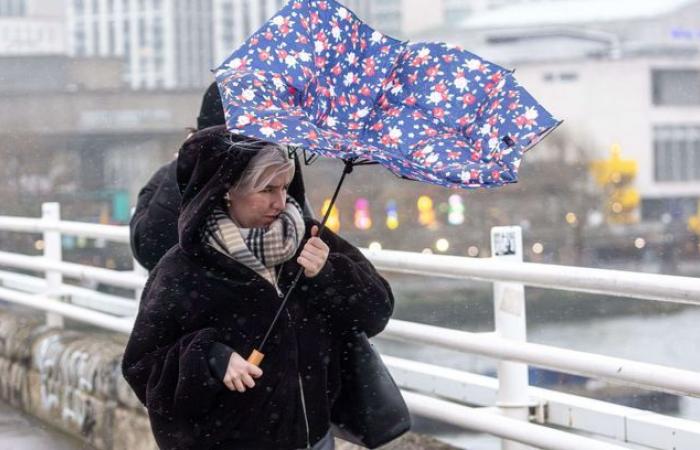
[67,0,374,90]
[0,0,26,16]
[0,0,66,55]
[212,0,286,66]
[67,0,214,89]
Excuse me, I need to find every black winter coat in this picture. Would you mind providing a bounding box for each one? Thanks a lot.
[122,126,394,450]
[130,159,180,271]
[130,82,226,270]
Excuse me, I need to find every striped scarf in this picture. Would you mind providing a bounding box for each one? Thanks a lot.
[204,196,305,285]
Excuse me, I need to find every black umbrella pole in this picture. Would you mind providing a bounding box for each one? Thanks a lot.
[247,160,355,367]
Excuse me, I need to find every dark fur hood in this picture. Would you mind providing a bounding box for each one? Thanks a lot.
[175,125,307,256]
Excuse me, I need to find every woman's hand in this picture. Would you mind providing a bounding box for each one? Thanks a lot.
[297,225,329,278]
[223,352,263,393]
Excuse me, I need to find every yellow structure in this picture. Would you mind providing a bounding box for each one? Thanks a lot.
[689,201,700,236]
[417,195,437,227]
[320,199,341,233]
[590,145,640,224]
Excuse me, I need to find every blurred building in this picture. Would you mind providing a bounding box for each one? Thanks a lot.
[0,0,25,16]
[66,0,374,90]
[0,0,66,55]
[0,52,205,222]
[67,0,213,89]
[370,0,451,38]
[370,0,551,38]
[415,0,700,222]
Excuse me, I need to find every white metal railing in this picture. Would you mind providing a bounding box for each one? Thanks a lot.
[362,248,700,305]
[1,203,699,450]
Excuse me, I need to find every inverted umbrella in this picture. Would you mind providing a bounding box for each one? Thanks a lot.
[213,0,561,364]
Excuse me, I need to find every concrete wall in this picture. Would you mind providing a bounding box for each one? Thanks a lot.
[0,310,155,450]
[0,310,456,450]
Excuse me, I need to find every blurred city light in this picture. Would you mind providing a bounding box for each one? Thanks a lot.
[354,198,372,230]
[435,238,449,252]
[368,241,382,252]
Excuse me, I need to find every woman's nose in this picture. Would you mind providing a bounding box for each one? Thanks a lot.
[272,190,286,209]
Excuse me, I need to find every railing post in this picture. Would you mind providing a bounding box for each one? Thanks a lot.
[491,226,533,450]
[42,202,64,328]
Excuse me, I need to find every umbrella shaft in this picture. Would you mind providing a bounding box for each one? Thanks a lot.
[257,160,354,352]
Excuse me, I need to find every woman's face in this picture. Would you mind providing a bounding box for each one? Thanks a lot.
[228,170,291,228]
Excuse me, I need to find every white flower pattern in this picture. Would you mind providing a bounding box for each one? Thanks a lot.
[214,0,559,189]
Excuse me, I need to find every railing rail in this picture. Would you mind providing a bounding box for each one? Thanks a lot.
[364,248,700,305]
[1,206,699,450]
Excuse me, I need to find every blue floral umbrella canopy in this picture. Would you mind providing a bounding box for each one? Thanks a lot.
[214,0,560,189]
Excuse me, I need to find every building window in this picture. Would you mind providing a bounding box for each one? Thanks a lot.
[654,125,700,182]
[138,17,146,47]
[75,20,86,55]
[652,69,700,106]
[109,19,116,54]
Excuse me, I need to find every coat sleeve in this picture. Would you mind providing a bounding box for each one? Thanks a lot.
[129,160,181,271]
[121,268,225,418]
[299,221,394,338]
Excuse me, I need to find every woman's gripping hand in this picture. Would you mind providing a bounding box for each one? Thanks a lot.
[223,352,263,393]
[297,225,329,278]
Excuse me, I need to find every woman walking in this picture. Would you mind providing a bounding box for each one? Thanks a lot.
[122,125,394,449]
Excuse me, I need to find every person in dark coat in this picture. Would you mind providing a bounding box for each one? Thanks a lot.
[121,125,394,450]
[129,82,225,270]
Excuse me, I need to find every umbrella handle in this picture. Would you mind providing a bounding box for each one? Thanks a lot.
[247,349,265,366]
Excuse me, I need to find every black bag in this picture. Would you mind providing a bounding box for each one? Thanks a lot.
[330,332,411,449]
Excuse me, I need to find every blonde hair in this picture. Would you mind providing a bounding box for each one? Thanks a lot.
[232,144,295,195]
